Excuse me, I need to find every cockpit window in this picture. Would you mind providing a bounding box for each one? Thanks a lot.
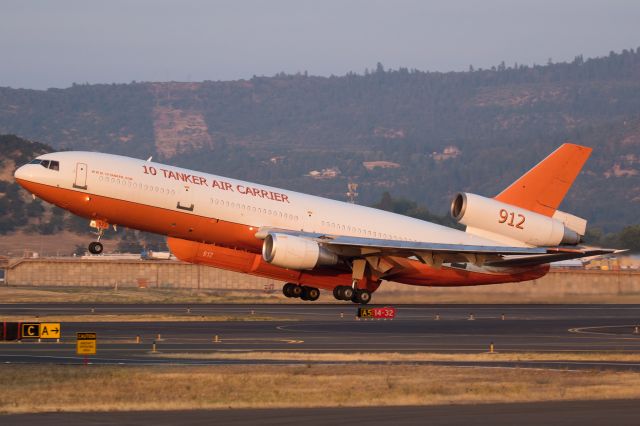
[35,159,60,171]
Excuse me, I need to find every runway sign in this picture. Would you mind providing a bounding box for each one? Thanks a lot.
[357,307,396,319]
[21,323,41,338]
[40,323,61,339]
[76,332,97,355]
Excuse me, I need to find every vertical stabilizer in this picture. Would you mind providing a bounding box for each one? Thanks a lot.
[494,143,592,217]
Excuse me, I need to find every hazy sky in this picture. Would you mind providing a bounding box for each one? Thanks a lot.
[2,0,639,89]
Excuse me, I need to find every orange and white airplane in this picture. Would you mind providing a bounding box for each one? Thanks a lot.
[14,143,615,304]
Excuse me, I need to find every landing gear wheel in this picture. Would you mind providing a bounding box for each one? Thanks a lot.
[340,286,354,301]
[290,285,303,298]
[300,286,310,301]
[306,287,320,301]
[283,283,296,298]
[352,289,371,305]
[333,286,342,300]
[88,241,103,255]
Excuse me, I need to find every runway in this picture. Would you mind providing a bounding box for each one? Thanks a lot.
[6,400,640,426]
[2,304,640,370]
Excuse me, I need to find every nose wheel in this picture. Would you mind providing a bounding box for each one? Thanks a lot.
[87,219,110,255]
[88,241,104,255]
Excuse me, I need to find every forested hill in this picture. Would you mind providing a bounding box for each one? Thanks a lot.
[1,49,640,230]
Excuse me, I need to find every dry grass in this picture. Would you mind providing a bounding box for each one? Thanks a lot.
[0,231,119,257]
[154,351,640,363]
[2,364,640,414]
[0,314,286,323]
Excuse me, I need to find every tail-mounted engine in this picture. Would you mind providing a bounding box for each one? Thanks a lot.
[262,233,339,270]
[451,193,583,246]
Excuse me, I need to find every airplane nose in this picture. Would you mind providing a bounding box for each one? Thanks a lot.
[14,164,26,180]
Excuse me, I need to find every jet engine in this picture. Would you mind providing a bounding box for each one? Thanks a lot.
[450,192,582,246]
[262,233,339,270]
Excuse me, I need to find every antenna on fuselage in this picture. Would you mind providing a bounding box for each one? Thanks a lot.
[146,156,153,162]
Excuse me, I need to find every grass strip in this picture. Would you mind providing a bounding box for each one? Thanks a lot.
[153,351,640,363]
[2,364,640,414]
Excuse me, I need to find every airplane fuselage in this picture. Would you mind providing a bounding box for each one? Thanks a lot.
[14,151,548,293]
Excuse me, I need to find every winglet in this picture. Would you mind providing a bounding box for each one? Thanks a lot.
[494,143,592,217]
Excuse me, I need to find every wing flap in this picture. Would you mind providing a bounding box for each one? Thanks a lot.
[255,227,618,268]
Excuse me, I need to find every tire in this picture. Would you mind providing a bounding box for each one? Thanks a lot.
[307,287,320,301]
[341,286,354,301]
[88,241,103,255]
[357,290,371,305]
[300,286,310,301]
[283,283,295,298]
[290,285,303,298]
[332,286,341,300]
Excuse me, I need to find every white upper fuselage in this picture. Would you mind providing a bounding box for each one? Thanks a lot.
[14,151,510,248]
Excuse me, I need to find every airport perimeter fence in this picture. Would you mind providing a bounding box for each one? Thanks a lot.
[2,257,640,303]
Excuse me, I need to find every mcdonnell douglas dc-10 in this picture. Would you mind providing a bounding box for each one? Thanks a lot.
[14,143,615,304]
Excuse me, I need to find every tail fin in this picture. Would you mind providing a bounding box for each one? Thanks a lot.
[494,143,592,217]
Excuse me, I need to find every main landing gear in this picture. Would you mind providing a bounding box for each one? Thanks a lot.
[283,283,320,301]
[333,284,371,305]
[87,219,110,255]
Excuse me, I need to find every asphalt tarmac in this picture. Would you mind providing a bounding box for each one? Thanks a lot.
[5,399,640,426]
[1,304,640,370]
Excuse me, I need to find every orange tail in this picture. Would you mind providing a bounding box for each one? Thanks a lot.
[494,143,592,217]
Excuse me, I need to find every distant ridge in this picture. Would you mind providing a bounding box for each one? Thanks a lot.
[1,48,639,230]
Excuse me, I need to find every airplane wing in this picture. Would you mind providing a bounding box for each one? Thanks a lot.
[255,227,617,268]
[483,248,622,268]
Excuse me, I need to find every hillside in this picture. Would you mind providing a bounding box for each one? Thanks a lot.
[0,135,167,254]
[1,49,640,230]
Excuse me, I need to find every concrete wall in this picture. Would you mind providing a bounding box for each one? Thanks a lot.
[4,258,278,290]
[3,257,640,302]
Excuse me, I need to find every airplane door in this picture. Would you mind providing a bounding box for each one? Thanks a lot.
[73,163,88,190]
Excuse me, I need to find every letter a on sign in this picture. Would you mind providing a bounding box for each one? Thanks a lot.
[40,323,61,339]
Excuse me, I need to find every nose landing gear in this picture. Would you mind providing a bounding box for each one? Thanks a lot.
[87,219,110,255]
